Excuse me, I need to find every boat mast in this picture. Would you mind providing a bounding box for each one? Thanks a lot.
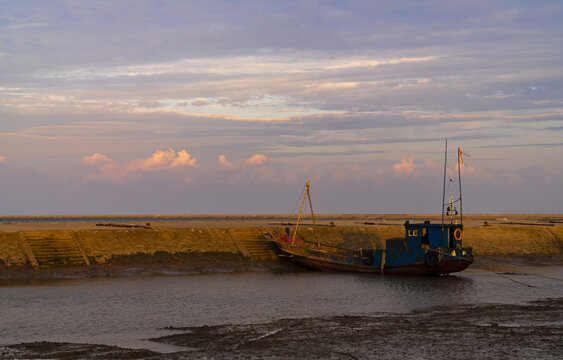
[441,139,447,226]
[306,182,321,247]
[291,180,321,247]
[292,181,309,245]
[458,147,463,225]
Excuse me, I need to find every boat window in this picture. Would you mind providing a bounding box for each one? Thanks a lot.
[408,230,418,237]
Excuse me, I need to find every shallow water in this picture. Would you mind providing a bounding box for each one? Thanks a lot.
[1,267,562,353]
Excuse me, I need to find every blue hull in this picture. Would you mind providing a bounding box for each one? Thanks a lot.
[271,221,474,276]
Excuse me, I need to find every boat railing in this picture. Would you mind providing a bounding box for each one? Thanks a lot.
[274,233,358,254]
[284,241,364,263]
[302,240,358,254]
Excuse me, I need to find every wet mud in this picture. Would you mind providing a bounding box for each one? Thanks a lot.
[3,298,561,359]
[0,251,299,283]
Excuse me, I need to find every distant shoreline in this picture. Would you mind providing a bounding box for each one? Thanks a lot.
[2,213,562,223]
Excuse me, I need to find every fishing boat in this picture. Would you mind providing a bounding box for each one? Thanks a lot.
[269,142,473,275]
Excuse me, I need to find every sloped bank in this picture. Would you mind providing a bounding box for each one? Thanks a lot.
[1,225,562,280]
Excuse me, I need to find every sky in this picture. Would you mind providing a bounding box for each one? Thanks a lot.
[0,0,562,215]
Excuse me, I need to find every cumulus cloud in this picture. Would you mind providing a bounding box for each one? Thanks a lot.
[246,154,268,165]
[128,149,198,172]
[393,157,415,175]
[139,149,177,171]
[170,149,197,168]
[218,154,234,168]
[82,149,197,182]
[81,153,112,165]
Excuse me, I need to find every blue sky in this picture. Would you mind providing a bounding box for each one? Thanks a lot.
[0,0,562,214]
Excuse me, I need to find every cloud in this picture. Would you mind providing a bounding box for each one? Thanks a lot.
[393,157,415,175]
[170,149,197,168]
[246,154,268,165]
[0,156,5,163]
[6,23,50,30]
[131,149,197,171]
[424,159,438,168]
[191,98,213,106]
[83,161,127,183]
[456,164,497,184]
[218,154,234,168]
[82,149,197,182]
[139,149,177,171]
[81,153,112,166]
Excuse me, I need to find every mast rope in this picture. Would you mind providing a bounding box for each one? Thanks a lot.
[291,185,307,214]
[311,189,339,215]
[425,248,563,287]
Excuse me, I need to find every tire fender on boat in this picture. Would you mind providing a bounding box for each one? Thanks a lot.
[425,252,440,267]
[361,250,375,266]
[454,228,462,241]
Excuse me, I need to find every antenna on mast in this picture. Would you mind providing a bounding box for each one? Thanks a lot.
[458,147,463,225]
[441,139,447,226]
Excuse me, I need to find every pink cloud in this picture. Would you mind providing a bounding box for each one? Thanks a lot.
[81,149,197,182]
[246,154,268,165]
[81,153,112,166]
[218,154,234,168]
[393,157,415,174]
[424,159,438,168]
[140,149,177,171]
[133,149,197,171]
[452,164,497,184]
[170,149,197,168]
[83,162,128,183]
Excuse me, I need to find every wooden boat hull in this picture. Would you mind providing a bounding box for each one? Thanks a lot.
[273,238,473,276]
[288,253,472,275]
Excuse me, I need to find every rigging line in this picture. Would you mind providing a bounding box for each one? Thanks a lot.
[427,248,536,288]
[492,271,535,288]
[311,189,339,215]
[291,185,307,214]
[445,177,454,193]
[525,273,563,282]
[442,197,462,206]
[445,175,462,197]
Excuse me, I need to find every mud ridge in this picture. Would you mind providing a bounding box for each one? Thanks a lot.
[2,298,561,360]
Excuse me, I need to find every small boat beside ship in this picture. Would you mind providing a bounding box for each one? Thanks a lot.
[268,143,474,275]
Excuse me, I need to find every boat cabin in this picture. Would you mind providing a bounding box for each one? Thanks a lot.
[404,220,463,250]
